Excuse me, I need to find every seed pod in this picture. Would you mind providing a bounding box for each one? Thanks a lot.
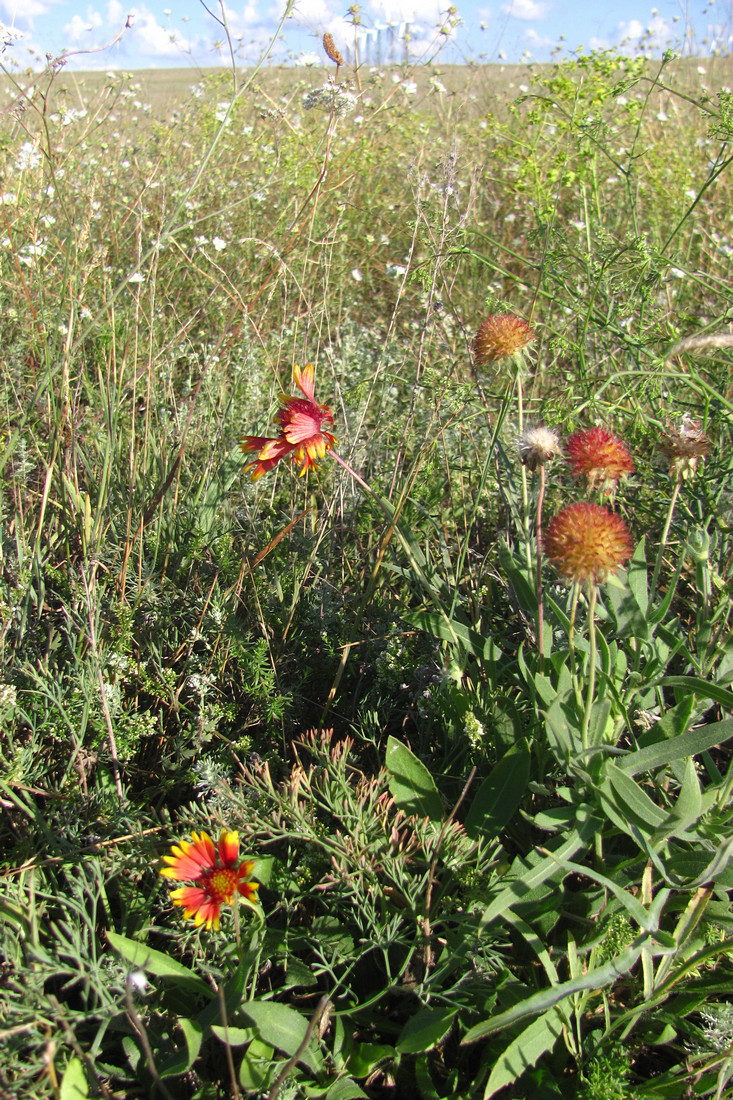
[323,32,344,66]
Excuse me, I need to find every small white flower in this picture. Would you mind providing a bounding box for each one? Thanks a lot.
[401,80,417,95]
[351,268,362,281]
[212,236,226,251]
[657,111,668,121]
[127,272,145,284]
[16,142,41,172]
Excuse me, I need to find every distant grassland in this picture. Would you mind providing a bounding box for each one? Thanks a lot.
[8,54,733,120]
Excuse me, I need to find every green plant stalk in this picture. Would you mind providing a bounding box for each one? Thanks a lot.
[515,364,533,575]
[535,463,547,665]
[650,478,681,596]
[581,584,598,754]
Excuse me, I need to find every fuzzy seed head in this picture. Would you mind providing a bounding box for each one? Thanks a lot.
[518,424,562,471]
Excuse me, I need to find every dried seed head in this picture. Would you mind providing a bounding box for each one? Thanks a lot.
[659,414,711,481]
[473,314,534,366]
[323,33,344,66]
[517,424,562,472]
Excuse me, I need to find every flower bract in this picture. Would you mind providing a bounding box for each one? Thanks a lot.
[473,314,534,366]
[565,426,634,491]
[160,829,259,931]
[241,363,336,481]
[544,502,633,586]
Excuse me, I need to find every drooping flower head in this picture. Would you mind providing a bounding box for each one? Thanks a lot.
[659,414,711,482]
[241,363,336,481]
[473,314,535,367]
[160,830,259,931]
[518,424,562,472]
[544,502,633,587]
[565,426,634,492]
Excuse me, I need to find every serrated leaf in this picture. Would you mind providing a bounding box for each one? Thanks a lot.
[106,931,210,997]
[483,1007,564,1098]
[396,1006,456,1054]
[385,737,443,821]
[464,741,529,840]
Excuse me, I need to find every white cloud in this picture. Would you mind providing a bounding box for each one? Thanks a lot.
[64,10,103,43]
[501,0,550,21]
[367,0,446,23]
[524,27,553,48]
[0,0,52,18]
[123,5,195,58]
[616,15,675,51]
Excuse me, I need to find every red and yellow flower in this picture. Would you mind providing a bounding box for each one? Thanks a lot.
[160,830,259,931]
[565,426,634,491]
[544,502,633,586]
[241,363,336,481]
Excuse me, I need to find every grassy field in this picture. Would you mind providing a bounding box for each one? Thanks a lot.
[1,41,733,1100]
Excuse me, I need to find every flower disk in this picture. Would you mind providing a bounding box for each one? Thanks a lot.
[473,314,534,366]
[160,829,259,931]
[241,363,336,481]
[544,502,633,586]
[565,426,634,491]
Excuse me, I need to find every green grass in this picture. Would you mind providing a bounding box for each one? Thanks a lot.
[1,38,733,1100]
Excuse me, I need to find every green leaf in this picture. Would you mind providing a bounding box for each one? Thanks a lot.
[464,740,530,840]
[463,937,647,1044]
[479,806,597,928]
[483,1007,564,1098]
[238,1037,274,1091]
[159,1018,203,1077]
[238,1001,323,1075]
[403,609,501,665]
[324,1080,369,1099]
[617,716,733,776]
[211,1026,255,1047]
[60,1057,88,1100]
[385,737,444,821]
[195,446,249,534]
[396,1006,457,1054]
[106,931,211,998]
[660,676,733,710]
[600,762,667,834]
[345,1042,395,1079]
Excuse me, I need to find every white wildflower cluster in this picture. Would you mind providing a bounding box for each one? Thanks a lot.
[16,142,41,172]
[302,83,358,117]
[0,683,17,712]
[0,22,22,50]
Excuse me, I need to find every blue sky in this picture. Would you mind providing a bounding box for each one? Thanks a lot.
[0,0,727,70]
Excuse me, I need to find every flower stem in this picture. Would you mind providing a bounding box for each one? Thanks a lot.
[535,464,546,666]
[581,584,598,754]
[650,478,681,596]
